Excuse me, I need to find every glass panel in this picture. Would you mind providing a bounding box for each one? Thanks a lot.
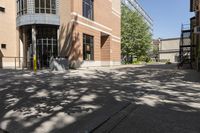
[48,44,52,58]
[23,0,27,14]
[36,45,43,69]
[35,0,39,13]
[83,34,94,60]
[83,0,93,20]
[16,0,28,15]
[21,0,24,14]
[53,45,57,57]
[46,0,50,8]
[46,8,50,13]
[51,0,56,14]
[36,26,58,68]
[34,0,57,14]
[43,39,47,45]
[43,44,48,67]
[17,0,19,15]
[40,0,45,13]
[19,0,21,15]
[38,39,42,44]
[46,0,50,13]
[48,39,52,44]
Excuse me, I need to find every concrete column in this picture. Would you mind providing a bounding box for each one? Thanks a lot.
[57,28,60,56]
[32,26,36,56]
[32,25,37,70]
[196,36,200,71]
[16,28,22,68]
[22,28,26,67]
[198,45,200,71]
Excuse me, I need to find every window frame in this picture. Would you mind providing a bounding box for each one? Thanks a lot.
[1,44,6,49]
[0,7,5,13]
[82,0,94,20]
[17,0,27,16]
[83,34,94,61]
[34,0,56,14]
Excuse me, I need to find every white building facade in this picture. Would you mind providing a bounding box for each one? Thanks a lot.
[159,38,180,63]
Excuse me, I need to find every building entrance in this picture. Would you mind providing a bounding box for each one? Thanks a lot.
[35,26,58,68]
[36,38,57,68]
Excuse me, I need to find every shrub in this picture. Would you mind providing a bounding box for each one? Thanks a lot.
[166,60,172,64]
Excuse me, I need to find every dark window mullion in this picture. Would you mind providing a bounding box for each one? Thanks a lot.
[83,34,94,61]
[49,0,52,14]
[39,0,40,13]
[17,0,19,15]
[19,0,21,14]
[44,0,46,13]
[83,0,94,20]
[90,36,94,60]
[24,0,27,14]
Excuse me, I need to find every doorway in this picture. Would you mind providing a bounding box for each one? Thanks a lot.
[36,38,57,68]
[36,26,58,68]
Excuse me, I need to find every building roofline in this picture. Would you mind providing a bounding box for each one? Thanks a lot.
[132,0,153,22]
[122,0,153,26]
[160,37,181,41]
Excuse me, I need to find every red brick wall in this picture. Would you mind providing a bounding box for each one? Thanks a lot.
[101,36,111,61]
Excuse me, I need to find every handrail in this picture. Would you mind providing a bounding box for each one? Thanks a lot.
[0,57,26,70]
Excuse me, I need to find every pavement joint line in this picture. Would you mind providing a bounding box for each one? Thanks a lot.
[108,104,140,133]
[91,103,140,133]
[90,102,131,132]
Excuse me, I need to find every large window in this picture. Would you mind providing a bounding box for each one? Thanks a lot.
[17,0,27,16]
[83,0,94,20]
[83,34,94,61]
[1,44,6,49]
[0,7,5,13]
[35,0,56,14]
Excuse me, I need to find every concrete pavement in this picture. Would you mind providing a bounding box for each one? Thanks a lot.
[0,64,200,133]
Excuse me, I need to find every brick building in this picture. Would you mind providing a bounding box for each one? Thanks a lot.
[159,38,180,63]
[189,0,200,71]
[0,0,121,69]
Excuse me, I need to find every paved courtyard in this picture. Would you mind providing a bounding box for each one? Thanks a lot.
[0,64,200,133]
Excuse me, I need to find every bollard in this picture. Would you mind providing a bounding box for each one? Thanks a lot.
[33,55,37,73]
[15,58,16,70]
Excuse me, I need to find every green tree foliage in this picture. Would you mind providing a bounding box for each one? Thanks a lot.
[121,5,152,63]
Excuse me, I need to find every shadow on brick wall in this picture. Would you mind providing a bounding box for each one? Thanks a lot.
[0,50,3,68]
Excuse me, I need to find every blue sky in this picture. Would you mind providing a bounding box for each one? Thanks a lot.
[138,0,193,39]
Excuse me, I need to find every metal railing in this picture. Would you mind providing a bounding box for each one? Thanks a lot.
[0,57,27,70]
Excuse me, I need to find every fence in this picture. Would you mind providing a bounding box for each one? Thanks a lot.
[0,57,27,70]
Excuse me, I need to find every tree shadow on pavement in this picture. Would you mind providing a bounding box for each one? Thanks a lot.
[0,64,200,133]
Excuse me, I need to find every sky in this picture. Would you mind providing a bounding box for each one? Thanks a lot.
[138,0,193,39]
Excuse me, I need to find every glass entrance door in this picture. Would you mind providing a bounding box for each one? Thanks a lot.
[35,25,58,68]
[36,38,57,68]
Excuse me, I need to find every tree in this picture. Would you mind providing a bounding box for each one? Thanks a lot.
[121,5,152,63]
[152,44,159,60]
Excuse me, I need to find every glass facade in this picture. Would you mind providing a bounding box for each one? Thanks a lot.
[17,0,27,16]
[17,0,56,16]
[36,26,58,68]
[121,0,153,34]
[35,0,56,14]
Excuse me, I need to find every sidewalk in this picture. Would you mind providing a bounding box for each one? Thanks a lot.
[0,64,200,133]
